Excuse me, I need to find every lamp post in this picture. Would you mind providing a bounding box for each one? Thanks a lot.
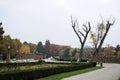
[6,46,11,63]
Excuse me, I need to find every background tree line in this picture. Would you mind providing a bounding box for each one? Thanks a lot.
[0,17,120,62]
[0,35,37,60]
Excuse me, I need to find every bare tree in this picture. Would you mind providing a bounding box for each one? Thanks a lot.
[71,16,91,61]
[91,19,115,60]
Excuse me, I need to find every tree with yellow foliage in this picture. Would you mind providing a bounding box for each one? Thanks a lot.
[19,44,30,54]
[103,44,115,57]
[117,51,120,59]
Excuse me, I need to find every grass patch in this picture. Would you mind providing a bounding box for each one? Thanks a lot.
[38,67,102,80]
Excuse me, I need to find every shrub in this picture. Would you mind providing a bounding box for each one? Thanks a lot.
[0,62,96,80]
[0,62,41,68]
[38,59,45,64]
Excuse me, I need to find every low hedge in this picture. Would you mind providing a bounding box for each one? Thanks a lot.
[0,62,96,80]
[0,61,83,68]
[0,62,39,67]
[0,61,72,68]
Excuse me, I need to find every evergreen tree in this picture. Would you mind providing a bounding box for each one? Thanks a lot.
[44,40,50,57]
[35,41,44,54]
[72,49,77,57]
[115,44,120,52]
[63,48,70,60]
[0,22,4,41]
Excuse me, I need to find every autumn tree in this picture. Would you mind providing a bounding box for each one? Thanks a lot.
[117,51,120,59]
[28,43,36,53]
[49,44,69,56]
[71,16,91,61]
[11,39,21,58]
[19,44,30,54]
[91,19,115,59]
[103,44,115,57]
[44,40,50,57]
[44,40,70,57]
[0,35,22,59]
[2,35,13,57]
[22,42,36,53]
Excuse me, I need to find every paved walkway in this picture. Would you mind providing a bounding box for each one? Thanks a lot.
[62,63,120,80]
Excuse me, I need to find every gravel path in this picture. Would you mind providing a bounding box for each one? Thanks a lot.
[62,63,120,80]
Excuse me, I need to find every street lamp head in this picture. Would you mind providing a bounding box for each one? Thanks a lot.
[8,46,10,49]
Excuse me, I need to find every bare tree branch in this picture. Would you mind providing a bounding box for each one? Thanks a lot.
[78,31,85,37]
[71,16,83,44]
[71,16,91,61]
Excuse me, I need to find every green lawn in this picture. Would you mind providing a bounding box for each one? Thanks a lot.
[38,67,102,80]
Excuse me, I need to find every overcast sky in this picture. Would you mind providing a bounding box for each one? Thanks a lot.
[0,0,120,48]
